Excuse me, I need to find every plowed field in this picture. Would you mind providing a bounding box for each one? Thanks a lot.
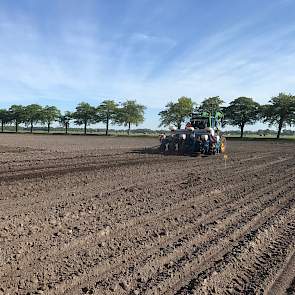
[0,134,294,295]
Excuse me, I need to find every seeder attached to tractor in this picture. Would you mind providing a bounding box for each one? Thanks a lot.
[159,111,226,156]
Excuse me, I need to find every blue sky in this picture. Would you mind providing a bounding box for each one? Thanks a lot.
[0,0,295,130]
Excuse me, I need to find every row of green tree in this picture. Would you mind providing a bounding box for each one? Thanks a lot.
[1,93,294,138]
[0,100,145,135]
[159,93,295,138]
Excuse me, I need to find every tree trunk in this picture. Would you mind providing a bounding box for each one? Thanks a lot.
[1,121,3,133]
[84,122,87,135]
[128,122,131,135]
[277,118,283,139]
[16,121,18,133]
[47,123,50,133]
[30,121,33,133]
[106,114,109,136]
[65,124,68,135]
[240,124,244,138]
[177,122,181,129]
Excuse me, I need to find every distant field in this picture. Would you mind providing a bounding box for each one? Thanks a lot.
[1,129,295,140]
[0,129,160,137]
[226,134,295,140]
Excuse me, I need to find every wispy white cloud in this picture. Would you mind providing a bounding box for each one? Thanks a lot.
[0,0,295,131]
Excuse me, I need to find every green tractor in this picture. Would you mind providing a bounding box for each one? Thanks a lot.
[160,111,226,155]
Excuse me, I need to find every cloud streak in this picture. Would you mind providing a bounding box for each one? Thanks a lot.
[0,0,295,129]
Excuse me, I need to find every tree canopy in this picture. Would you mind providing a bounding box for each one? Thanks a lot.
[42,106,61,132]
[0,109,11,132]
[59,111,72,134]
[97,100,118,135]
[24,104,43,133]
[261,93,295,138]
[225,97,260,138]
[199,96,224,113]
[9,105,26,132]
[159,96,195,129]
[72,102,97,134]
[115,100,145,134]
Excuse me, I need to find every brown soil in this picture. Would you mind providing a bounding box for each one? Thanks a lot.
[0,134,294,295]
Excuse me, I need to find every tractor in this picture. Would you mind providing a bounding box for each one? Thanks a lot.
[159,111,226,156]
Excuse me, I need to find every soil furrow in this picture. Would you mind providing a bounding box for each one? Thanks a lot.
[0,135,294,295]
[54,175,295,294]
[162,194,295,295]
[267,250,295,295]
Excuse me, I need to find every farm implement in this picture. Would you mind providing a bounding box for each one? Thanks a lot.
[160,111,226,156]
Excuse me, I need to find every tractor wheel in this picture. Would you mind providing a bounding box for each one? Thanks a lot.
[168,142,176,153]
[159,143,166,153]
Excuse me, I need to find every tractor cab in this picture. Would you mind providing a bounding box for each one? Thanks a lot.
[190,111,224,131]
[191,113,209,129]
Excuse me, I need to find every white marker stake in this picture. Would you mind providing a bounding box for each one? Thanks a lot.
[224,154,228,168]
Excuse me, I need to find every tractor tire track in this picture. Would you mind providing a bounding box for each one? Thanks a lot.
[0,135,294,295]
